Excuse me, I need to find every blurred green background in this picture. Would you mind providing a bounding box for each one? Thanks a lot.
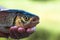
[0,0,60,40]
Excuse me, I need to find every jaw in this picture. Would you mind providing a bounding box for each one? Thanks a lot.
[24,20,39,28]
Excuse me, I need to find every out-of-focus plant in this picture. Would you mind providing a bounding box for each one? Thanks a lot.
[30,0,55,2]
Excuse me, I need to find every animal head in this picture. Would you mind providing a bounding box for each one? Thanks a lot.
[4,9,39,28]
[14,11,39,28]
[0,9,39,39]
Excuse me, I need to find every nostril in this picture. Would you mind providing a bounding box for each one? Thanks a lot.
[32,19,36,21]
[32,16,39,22]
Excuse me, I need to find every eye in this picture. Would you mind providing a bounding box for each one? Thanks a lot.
[24,16,29,21]
[21,15,30,23]
[22,15,29,21]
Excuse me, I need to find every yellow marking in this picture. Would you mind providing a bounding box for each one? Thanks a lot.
[29,17,33,22]
[15,16,24,27]
[21,17,26,22]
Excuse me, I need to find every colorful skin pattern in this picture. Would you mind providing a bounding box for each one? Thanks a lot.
[0,9,39,40]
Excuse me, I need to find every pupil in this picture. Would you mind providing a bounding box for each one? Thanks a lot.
[24,16,28,21]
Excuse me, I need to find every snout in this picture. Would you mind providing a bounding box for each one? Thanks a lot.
[24,16,39,28]
[31,16,39,24]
